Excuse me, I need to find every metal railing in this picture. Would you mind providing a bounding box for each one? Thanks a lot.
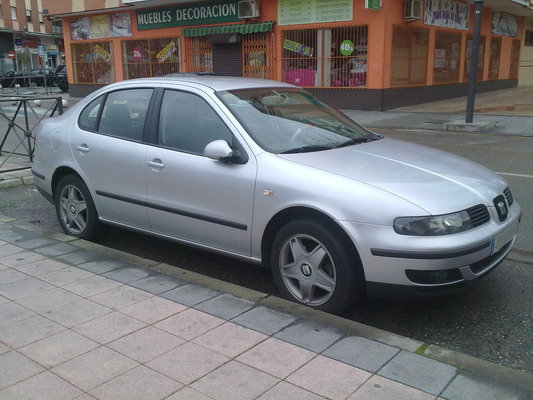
[0,96,64,171]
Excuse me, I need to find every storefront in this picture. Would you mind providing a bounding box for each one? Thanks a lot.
[60,0,529,110]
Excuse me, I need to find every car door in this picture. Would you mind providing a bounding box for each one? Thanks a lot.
[145,88,257,256]
[71,87,154,230]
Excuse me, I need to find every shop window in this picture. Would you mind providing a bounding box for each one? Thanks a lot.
[71,42,114,84]
[488,36,501,80]
[526,30,533,47]
[509,39,521,80]
[391,26,429,87]
[433,31,462,84]
[243,33,275,80]
[464,35,485,82]
[281,26,368,89]
[122,38,180,79]
[183,36,213,73]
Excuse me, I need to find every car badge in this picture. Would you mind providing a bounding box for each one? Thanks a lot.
[497,201,507,216]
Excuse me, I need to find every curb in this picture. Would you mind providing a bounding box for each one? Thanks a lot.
[1,213,532,392]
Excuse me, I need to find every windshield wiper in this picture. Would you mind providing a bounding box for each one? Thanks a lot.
[280,145,334,154]
[335,137,380,148]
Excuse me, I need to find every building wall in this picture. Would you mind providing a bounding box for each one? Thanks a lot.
[59,0,529,109]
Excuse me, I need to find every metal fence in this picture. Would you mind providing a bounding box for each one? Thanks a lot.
[0,96,64,171]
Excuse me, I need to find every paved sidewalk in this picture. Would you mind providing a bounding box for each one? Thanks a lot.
[1,215,532,400]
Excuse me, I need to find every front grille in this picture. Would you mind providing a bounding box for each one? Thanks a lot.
[503,187,513,206]
[466,204,490,227]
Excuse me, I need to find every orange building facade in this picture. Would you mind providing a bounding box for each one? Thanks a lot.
[49,0,532,110]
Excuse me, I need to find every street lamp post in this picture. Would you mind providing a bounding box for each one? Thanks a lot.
[466,0,484,123]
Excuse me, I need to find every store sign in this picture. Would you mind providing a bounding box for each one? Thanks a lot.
[492,12,518,37]
[340,40,354,56]
[71,13,132,40]
[136,0,240,31]
[283,39,314,57]
[424,0,469,31]
[156,41,177,63]
[278,0,352,25]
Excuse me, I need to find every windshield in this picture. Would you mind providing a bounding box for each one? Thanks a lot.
[217,88,380,153]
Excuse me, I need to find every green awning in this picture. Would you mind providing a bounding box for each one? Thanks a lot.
[182,20,274,37]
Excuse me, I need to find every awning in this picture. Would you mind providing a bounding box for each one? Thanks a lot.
[182,20,274,37]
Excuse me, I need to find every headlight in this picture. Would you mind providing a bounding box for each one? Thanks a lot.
[394,211,473,236]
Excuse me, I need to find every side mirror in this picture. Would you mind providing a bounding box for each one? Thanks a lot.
[204,140,247,164]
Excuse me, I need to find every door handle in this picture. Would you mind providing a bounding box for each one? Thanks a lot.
[76,144,89,153]
[147,159,165,169]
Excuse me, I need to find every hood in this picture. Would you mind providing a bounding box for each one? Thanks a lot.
[278,137,506,214]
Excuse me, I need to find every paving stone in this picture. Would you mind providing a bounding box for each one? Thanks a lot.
[129,273,186,294]
[378,350,457,396]
[0,371,83,400]
[147,342,229,385]
[441,370,531,400]
[0,276,54,301]
[0,242,23,258]
[0,315,65,348]
[0,350,45,389]
[0,250,47,269]
[191,361,279,400]
[102,265,153,284]
[88,284,152,310]
[63,274,123,297]
[232,306,298,335]
[0,268,29,284]
[15,258,71,277]
[275,318,344,353]
[89,365,182,400]
[286,355,371,400]
[52,347,139,391]
[73,311,147,344]
[155,308,225,341]
[0,301,36,327]
[78,259,133,275]
[236,337,315,379]
[55,249,104,266]
[12,236,59,250]
[17,287,82,313]
[192,321,268,358]
[195,293,255,320]
[44,298,112,328]
[120,296,187,325]
[166,387,213,400]
[161,283,221,307]
[348,375,436,400]
[38,266,95,286]
[258,381,327,400]
[32,242,79,257]
[20,330,100,368]
[323,336,400,373]
[108,326,184,363]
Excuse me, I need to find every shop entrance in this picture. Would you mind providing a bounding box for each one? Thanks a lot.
[212,43,242,76]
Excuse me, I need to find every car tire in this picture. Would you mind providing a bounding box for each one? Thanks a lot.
[55,175,104,240]
[271,219,364,314]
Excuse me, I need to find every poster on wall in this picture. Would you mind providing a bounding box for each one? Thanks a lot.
[71,17,90,40]
[492,12,518,37]
[424,0,469,30]
[71,14,132,40]
[110,13,132,37]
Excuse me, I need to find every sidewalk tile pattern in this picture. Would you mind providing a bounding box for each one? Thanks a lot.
[1,221,532,399]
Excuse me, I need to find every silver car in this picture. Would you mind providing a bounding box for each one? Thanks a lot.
[32,76,522,314]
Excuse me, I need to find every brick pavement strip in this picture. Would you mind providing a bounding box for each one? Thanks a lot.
[0,215,532,399]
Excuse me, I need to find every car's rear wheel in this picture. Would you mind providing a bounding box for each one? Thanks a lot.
[271,219,364,314]
[55,175,103,240]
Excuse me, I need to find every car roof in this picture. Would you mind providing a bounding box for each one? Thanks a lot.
[113,75,297,92]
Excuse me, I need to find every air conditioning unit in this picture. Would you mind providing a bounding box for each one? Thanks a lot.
[405,0,422,21]
[238,0,260,19]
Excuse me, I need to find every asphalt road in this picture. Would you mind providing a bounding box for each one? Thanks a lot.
[0,128,532,375]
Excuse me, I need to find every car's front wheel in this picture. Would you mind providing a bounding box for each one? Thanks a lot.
[271,219,364,314]
[55,175,103,240]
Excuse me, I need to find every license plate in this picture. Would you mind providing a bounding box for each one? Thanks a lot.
[490,222,518,255]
